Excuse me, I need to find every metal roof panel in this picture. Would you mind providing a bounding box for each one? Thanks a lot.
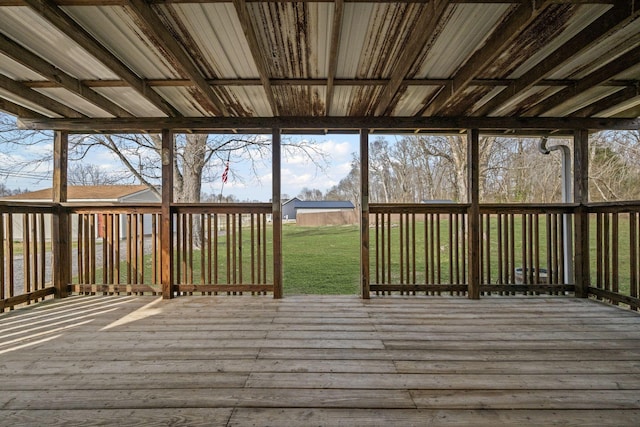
[548,13,640,79]
[0,87,61,118]
[34,88,114,118]
[63,6,182,80]
[93,87,167,117]
[0,7,119,80]
[246,2,333,79]
[157,3,259,79]
[0,53,47,81]
[415,3,510,79]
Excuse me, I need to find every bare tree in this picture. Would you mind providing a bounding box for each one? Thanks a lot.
[68,163,130,186]
[0,114,329,204]
[297,187,324,201]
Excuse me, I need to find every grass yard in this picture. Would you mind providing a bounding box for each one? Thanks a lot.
[282,223,360,295]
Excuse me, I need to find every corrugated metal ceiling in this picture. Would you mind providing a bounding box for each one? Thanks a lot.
[0,0,637,132]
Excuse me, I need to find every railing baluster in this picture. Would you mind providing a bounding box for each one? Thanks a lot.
[376,213,380,290]
[479,212,484,292]
[534,214,540,291]
[632,213,639,310]
[411,213,416,291]
[435,213,441,290]
[612,213,619,303]
[604,213,611,293]
[0,214,4,304]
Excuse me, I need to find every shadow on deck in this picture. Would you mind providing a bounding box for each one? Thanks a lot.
[1,295,640,426]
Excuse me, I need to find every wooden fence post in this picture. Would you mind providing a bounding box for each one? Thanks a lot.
[360,129,370,299]
[161,129,174,299]
[574,129,590,298]
[467,129,481,299]
[272,128,283,298]
[52,130,69,298]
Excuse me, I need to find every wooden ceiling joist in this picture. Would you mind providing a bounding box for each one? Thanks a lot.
[473,1,640,117]
[0,98,47,119]
[22,0,181,117]
[233,0,279,116]
[524,44,640,116]
[125,0,228,116]
[325,0,344,116]
[0,74,85,118]
[17,115,640,133]
[421,0,552,117]
[570,85,640,118]
[20,77,639,90]
[374,0,450,116]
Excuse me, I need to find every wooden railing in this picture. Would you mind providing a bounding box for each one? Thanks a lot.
[2,199,640,310]
[67,203,274,296]
[369,204,469,295]
[368,203,577,296]
[0,202,55,311]
[173,204,273,295]
[479,205,576,295]
[68,204,162,295]
[587,202,640,310]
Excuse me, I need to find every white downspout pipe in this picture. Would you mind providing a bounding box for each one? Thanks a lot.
[539,137,574,285]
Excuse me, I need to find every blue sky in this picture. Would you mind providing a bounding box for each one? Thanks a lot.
[0,132,362,202]
[203,134,360,201]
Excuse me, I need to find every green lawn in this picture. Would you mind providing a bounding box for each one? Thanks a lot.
[283,224,360,294]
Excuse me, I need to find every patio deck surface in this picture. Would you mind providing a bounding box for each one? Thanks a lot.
[1,294,640,426]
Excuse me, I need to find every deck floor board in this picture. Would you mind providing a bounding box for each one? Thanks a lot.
[1,295,640,426]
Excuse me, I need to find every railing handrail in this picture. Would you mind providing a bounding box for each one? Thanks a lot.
[173,203,272,214]
[480,203,577,214]
[370,203,469,214]
[0,201,56,214]
[587,200,640,213]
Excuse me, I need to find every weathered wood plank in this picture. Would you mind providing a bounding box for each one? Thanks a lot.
[228,408,640,427]
[0,409,233,427]
[2,294,640,425]
[410,389,640,410]
[0,388,416,410]
[245,372,640,390]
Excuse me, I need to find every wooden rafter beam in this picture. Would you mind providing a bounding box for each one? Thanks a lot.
[473,1,640,117]
[1,1,575,6]
[0,98,47,118]
[0,33,132,118]
[232,0,279,115]
[524,44,640,116]
[21,77,639,89]
[22,0,181,117]
[421,0,552,117]
[325,0,344,116]
[570,85,640,118]
[612,102,640,118]
[17,115,640,133]
[0,74,85,118]
[374,0,450,116]
[125,0,228,116]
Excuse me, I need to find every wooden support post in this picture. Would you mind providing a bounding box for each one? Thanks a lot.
[52,131,69,298]
[467,129,481,299]
[574,129,590,298]
[272,128,283,298]
[360,129,370,299]
[161,129,174,299]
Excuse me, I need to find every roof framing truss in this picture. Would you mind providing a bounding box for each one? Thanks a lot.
[0,0,638,133]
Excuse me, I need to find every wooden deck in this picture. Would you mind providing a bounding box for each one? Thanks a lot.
[1,295,640,426]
